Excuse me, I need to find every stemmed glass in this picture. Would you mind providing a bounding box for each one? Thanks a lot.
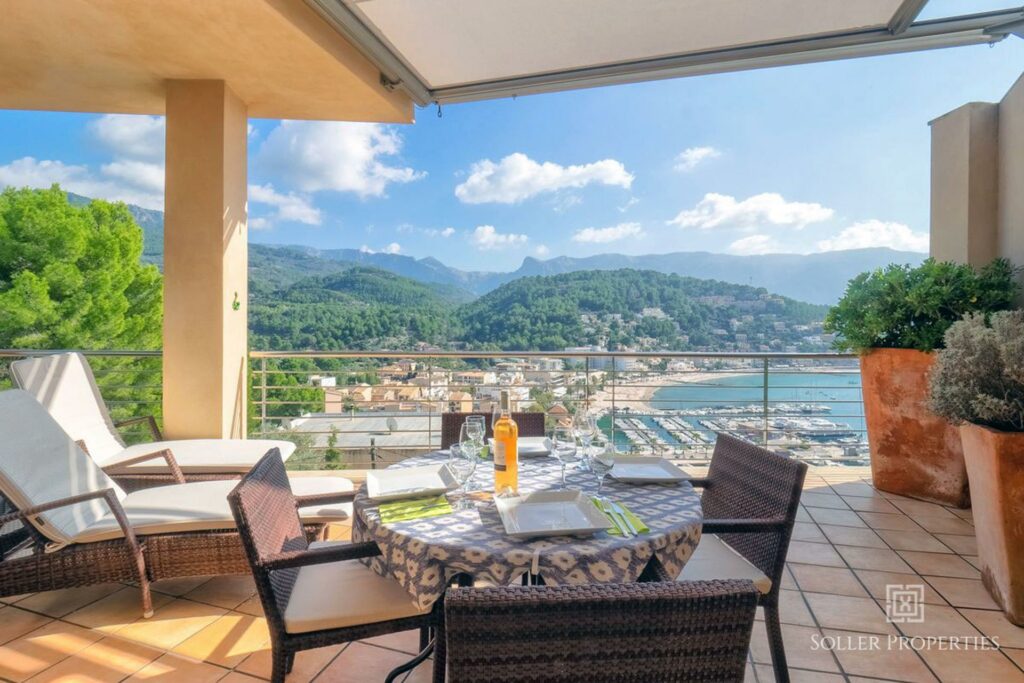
[573,411,598,472]
[448,440,478,510]
[590,442,615,496]
[465,415,486,454]
[552,427,578,490]
[460,420,484,491]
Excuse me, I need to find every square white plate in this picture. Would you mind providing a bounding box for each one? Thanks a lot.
[488,436,552,458]
[609,456,688,483]
[495,490,612,538]
[366,464,459,502]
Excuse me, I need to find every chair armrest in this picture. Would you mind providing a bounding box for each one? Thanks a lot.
[103,449,185,484]
[264,541,381,571]
[684,477,711,488]
[702,517,789,534]
[0,488,144,553]
[114,415,163,441]
[294,490,356,508]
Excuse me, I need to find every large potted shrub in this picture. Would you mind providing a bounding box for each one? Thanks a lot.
[825,259,1018,507]
[930,311,1024,625]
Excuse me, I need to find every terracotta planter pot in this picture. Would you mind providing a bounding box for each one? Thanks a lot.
[959,422,1024,625]
[861,348,969,508]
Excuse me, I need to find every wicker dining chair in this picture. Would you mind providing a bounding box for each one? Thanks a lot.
[228,450,444,683]
[443,579,759,682]
[677,433,808,683]
[440,411,547,449]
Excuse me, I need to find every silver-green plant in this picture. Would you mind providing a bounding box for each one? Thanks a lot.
[929,310,1024,432]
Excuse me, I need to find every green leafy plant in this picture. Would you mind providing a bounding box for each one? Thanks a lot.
[929,311,1024,432]
[824,258,1019,353]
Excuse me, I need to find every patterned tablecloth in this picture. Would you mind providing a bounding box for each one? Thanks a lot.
[353,451,703,609]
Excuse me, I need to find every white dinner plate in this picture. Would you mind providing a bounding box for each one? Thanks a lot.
[495,490,612,538]
[487,436,552,457]
[366,464,459,502]
[609,456,688,483]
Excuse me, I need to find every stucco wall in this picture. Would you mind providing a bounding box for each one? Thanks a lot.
[998,74,1024,293]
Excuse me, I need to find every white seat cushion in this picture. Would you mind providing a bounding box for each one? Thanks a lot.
[283,541,428,634]
[677,534,773,595]
[72,477,354,543]
[105,439,297,473]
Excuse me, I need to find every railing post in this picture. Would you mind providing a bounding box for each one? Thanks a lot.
[762,357,770,447]
[610,357,617,450]
[259,356,267,436]
[427,360,434,450]
[584,356,591,412]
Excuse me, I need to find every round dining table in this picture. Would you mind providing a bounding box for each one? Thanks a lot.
[352,451,704,609]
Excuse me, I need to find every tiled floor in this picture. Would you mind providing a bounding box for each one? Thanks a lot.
[2,468,1023,682]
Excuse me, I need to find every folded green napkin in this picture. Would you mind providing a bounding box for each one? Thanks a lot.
[379,495,453,524]
[592,498,650,536]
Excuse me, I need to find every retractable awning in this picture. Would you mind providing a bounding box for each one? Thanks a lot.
[306,0,1024,105]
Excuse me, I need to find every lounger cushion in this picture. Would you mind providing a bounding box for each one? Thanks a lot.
[283,541,427,634]
[677,534,773,594]
[11,353,127,465]
[107,439,297,474]
[71,477,354,543]
[0,390,127,546]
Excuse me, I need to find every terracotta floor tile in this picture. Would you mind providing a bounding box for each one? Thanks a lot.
[890,499,958,520]
[949,507,975,523]
[875,529,952,554]
[801,492,849,510]
[925,577,1000,610]
[935,533,978,556]
[150,576,213,597]
[360,629,425,655]
[1005,647,1024,670]
[795,507,813,523]
[791,522,826,543]
[835,545,914,573]
[857,511,922,531]
[892,603,983,640]
[853,570,948,605]
[914,515,976,536]
[804,592,896,635]
[899,552,981,579]
[218,673,264,683]
[820,524,887,549]
[314,642,435,682]
[185,576,258,610]
[917,645,1024,682]
[789,564,868,598]
[841,496,901,514]
[172,612,270,667]
[754,663,845,683]
[820,630,936,682]
[324,524,353,542]
[748,623,840,672]
[964,556,983,570]
[786,541,846,568]
[959,608,1024,648]
[64,587,173,633]
[236,643,344,682]
[235,595,265,618]
[113,598,227,650]
[0,620,102,682]
[806,507,866,528]
[123,652,229,682]
[26,637,163,682]
[828,482,879,497]
[0,606,53,646]
[780,566,798,590]
[754,590,816,627]
[14,584,123,618]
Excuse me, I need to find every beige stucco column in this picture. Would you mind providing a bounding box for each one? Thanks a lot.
[929,102,1000,266]
[163,80,249,439]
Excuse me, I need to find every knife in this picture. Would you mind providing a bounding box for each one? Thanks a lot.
[596,498,628,536]
[609,499,639,536]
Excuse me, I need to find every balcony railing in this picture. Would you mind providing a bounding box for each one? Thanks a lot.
[2,349,866,471]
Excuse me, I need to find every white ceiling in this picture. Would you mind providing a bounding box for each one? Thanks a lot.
[345,0,907,88]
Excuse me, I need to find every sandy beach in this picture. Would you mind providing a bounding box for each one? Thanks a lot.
[589,371,737,411]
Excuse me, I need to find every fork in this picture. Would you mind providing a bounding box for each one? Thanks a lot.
[607,498,639,536]
[598,497,634,537]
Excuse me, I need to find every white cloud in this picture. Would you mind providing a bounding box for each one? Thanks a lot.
[359,242,402,254]
[249,217,272,231]
[454,152,633,204]
[572,222,644,244]
[248,183,321,226]
[89,114,165,161]
[728,234,783,255]
[257,121,424,197]
[668,192,833,231]
[101,160,165,194]
[674,146,720,172]
[471,225,528,250]
[440,227,455,238]
[618,197,640,213]
[816,220,928,253]
[0,156,164,209]
[535,244,550,257]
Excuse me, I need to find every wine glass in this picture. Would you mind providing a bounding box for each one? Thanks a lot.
[465,415,486,451]
[573,411,597,472]
[552,427,578,490]
[590,442,615,496]
[459,421,482,491]
[448,442,477,510]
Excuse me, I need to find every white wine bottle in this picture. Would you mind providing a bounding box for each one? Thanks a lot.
[492,390,518,496]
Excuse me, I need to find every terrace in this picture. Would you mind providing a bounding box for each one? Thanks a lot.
[1,1,1024,681]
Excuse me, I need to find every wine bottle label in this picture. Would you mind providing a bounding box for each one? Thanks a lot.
[494,441,507,472]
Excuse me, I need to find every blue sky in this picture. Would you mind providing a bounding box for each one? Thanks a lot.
[0,2,1021,272]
